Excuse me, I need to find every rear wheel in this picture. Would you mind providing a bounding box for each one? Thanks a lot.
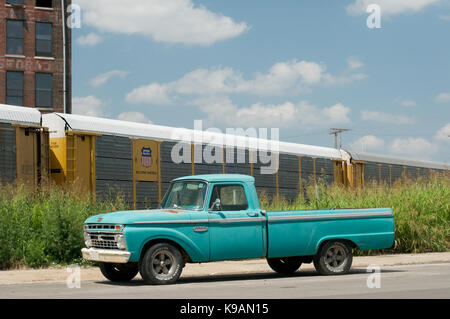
[139,242,184,285]
[267,257,303,274]
[99,262,139,282]
[313,241,353,275]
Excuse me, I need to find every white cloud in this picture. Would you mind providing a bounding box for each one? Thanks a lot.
[323,72,367,86]
[347,57,364,70]
[389,137,439,159]
[76,33,103,46]
[351,135,385,152]
[75,0,249,46]
[435,92,450,103]
[126,59,365,104]
[434,123,450,142]
[72,96,104,117]
[321,103,352,124]
[90,70,128,88]
[118,112,152,124]
[347,0,440,17]
[126,83,172,105]
[396,99,417,107]
[361,110,416,125]
[192,96,351,128]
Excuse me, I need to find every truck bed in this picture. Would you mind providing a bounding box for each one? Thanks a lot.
[266,208,395,258]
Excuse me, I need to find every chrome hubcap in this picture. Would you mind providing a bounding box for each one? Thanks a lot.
[151,249,175,279]
[325,245,346,269]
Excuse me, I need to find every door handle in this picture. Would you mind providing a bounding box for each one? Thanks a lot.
[193,226,208,233]
[247,212,259,217]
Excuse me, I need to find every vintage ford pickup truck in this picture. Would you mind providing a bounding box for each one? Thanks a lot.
[82,174,395,285]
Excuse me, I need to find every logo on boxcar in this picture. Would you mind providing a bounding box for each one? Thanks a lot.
[141,147,153,168]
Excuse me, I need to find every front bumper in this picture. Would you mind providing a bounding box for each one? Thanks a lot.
[82,248,131,264]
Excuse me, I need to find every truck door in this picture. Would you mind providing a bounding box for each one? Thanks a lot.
[208,183,265,260]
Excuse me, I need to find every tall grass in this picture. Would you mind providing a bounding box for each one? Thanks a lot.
[260,174,450,254]
[0,182,127,270]
[0,175,448,269]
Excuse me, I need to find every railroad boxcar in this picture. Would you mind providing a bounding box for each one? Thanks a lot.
[42,113,344,208]
[0,104,50,187]
[345,151,449,185]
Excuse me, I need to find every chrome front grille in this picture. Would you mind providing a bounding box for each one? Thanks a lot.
[87,233,118,250]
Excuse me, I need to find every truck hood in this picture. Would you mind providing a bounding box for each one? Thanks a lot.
[84,208,194,225]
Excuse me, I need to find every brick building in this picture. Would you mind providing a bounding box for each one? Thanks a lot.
[0,0,71,113]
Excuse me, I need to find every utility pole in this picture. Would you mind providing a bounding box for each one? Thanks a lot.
[329,128,350,149]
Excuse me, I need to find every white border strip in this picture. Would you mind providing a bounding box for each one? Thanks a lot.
[268,211,393,222]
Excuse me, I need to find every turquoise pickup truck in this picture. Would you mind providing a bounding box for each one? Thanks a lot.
[82,174,395,285]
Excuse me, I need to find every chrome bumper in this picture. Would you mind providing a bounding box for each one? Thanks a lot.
[82,248,131,264]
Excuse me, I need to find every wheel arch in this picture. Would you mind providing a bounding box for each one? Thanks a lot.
[140,238,193,264]
[315,238,359,254]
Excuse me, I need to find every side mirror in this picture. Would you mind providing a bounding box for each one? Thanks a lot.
[209,198,221,211]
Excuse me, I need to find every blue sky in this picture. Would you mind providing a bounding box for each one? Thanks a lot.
[72,0,450,163]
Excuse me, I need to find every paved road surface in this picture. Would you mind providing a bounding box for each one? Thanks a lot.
[1,263,449,299]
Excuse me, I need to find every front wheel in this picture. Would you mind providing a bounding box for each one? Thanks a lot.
[139,242,184,285]
[99,262,139,282]
[313,241,353,275]
[267,257,302,274]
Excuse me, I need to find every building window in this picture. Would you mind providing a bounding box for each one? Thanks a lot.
[36,22,52,57]
[6,20,24,55]
[36,0,52,8]
[35,73,52,108]
[6,0,25,5]
[6,72,24,106]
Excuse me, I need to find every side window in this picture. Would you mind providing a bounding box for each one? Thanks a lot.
[209,185,248,211]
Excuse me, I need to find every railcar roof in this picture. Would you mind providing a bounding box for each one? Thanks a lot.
[42,112,343,160]
[347,151,449,170]
[0,104,42,126]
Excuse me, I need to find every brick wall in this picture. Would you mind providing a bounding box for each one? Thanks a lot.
[0,0,71,113]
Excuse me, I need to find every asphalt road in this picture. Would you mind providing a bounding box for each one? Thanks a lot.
[1,263,449,299]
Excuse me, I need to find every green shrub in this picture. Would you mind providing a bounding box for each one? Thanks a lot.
[0,182,128,269]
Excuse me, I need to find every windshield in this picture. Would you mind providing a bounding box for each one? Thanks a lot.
[160,181,207,210]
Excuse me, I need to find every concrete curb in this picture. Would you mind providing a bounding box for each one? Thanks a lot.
[0,252,449,285]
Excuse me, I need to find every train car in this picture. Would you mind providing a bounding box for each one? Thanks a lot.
[343,151,449,186]
[0,104,50,186]
[42,113,343,208]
